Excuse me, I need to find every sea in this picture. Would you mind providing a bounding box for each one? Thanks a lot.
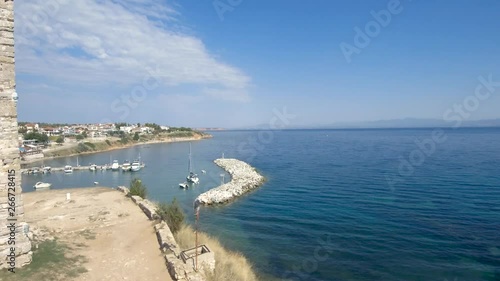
[22,128,500,281]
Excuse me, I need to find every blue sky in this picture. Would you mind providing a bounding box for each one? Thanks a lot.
[15,0,500,128]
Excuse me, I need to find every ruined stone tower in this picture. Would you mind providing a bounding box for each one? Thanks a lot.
[0,0,32,269]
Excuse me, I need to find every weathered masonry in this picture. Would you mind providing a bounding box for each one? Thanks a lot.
[0,0,33,269]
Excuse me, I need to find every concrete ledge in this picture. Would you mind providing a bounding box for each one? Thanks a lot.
[138,199,159,220]
[116,186,130,195]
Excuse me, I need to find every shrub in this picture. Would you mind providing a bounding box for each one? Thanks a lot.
[55,136,64,144]
[129,178,147,198]
[105,139,111,146]
[156,198,184,234]
[83,142,95,149]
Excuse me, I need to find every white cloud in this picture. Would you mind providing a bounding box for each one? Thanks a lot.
[15,0,251,101]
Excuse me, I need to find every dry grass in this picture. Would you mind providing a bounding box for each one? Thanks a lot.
[175,225,258,281]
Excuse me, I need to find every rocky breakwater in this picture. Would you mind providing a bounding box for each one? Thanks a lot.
[195,158,265,206]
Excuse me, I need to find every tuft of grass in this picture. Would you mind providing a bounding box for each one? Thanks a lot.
[129,178,147,198]
[175,225,258,281]
[0,239,88,280]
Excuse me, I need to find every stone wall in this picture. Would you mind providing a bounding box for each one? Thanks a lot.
[0,0,33,269]
[116,186,210,281]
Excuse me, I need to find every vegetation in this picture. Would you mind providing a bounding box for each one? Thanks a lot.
[0,239,88,280]
[83,142,95,149]
[55,136,64,144]
[175,225,258,281]
[156,198,184,234]
[133,132,140,141]
[168,126,193,132]
[23,132,49,143]
[75,134,85,141]
[129,178,147,198]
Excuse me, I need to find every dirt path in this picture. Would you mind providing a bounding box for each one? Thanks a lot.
[18,187,171,281]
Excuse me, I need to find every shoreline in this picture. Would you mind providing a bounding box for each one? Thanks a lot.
[21,134,212,165]
[195,158,265,206]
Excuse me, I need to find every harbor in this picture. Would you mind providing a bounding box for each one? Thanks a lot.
[21,163,146,174]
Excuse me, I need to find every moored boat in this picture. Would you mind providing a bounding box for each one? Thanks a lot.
[186,143,199,184]
[131,160,141,172]
[64,165,73,173]
[33,182,51,189]
[121,160,131,172]
[111,160,120,171]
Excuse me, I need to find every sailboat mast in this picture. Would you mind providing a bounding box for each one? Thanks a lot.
[188,143,192,173]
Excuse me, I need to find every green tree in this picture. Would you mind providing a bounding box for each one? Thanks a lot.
[55,136,64,144]
[24,132,49,143]
[76,134,84,141]
[133,132,140,141]
[129,178,147,198]
[156,198,184,234]
[82,131,88,138]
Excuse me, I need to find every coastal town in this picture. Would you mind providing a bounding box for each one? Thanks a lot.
[18,122,204,162]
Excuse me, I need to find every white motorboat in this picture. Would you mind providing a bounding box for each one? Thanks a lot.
[33,182,51,189]
[201,170,206,174]
[121,160,131,172]
[89,164,97,171]
[111,160,120,171]
[64,165,73,173]
[179,182,189,189]
[131,160,141,172]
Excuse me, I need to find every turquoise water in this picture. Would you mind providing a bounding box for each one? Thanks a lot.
[23,129,500,281]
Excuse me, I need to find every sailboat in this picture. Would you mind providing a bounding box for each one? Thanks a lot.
[186,143,199,184]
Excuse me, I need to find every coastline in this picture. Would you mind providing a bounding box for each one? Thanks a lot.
[195,158,265,205]
[21,133,212,165]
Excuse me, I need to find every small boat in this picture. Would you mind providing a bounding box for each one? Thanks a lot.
[121,160,131,172]
[93,181,99,185]
[33,182,51,189]
[131,160,141,172]
[32,167,40,174]
[201,170,206,174]
[186,143,199,184]
[89,164,97,171]
[179,182,189,189]
[64,165,73,173]
[111,160,120,171]
[187,172,199,184]
[42,166,52,173]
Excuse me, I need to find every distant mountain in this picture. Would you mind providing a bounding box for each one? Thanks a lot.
[318,118,500,129]
[231,118,500,130]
